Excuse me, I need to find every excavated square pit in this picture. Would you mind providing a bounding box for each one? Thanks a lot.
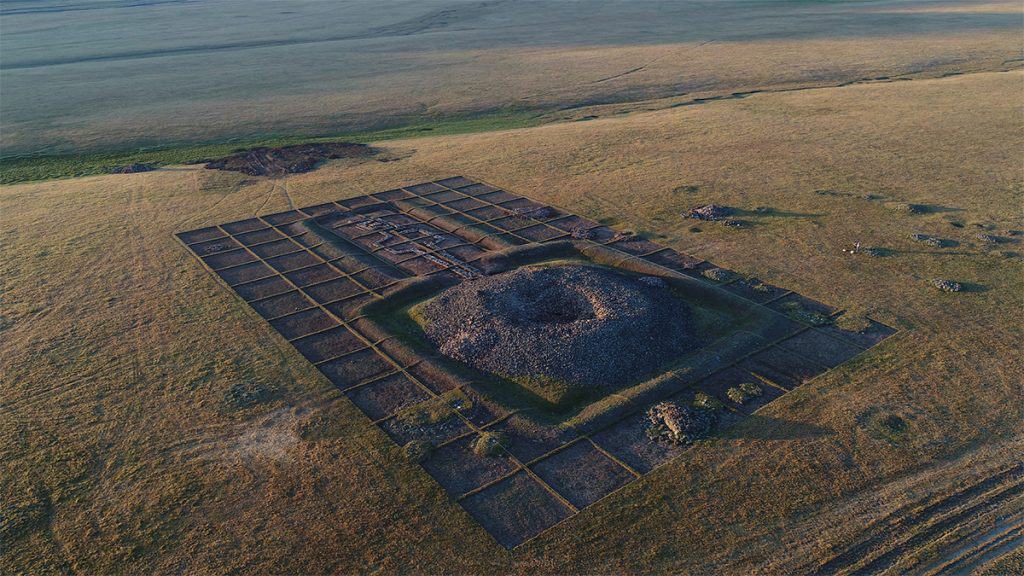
[178,176,896,548]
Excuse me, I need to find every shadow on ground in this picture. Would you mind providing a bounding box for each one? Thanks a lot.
[737,208,827,219]
[956,282,990,293]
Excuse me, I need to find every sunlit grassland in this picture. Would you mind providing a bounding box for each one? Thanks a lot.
[1,71,1021,574]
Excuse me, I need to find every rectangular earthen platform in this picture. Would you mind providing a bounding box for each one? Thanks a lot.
[178,176,895,548]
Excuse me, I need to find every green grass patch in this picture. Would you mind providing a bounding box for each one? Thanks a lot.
[394,389,473,428]
[0,110,542,185]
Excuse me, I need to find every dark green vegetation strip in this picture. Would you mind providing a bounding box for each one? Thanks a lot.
[0,111,542,185]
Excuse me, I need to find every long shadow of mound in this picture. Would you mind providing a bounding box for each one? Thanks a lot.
[956,282,989,293]
[736,208,827,219]
[893,249,977,257]
[717,415,834,441]
[912,203,965,214]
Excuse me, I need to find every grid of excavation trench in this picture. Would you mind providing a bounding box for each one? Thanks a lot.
[178,176,895,548]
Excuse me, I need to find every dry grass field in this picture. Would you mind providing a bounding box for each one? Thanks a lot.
[2,69,1022,573]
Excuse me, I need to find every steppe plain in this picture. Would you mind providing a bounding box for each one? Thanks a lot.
[2,0,1023,574]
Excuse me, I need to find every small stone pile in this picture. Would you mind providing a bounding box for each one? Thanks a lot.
[645,401,715,445]
[912,234,947,247]
[684,204,734,221]
[931,278,963,292]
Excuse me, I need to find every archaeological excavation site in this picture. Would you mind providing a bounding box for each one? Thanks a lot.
[177,176,896,547]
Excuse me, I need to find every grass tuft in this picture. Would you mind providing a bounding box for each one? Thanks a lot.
[401,440,434,464]
[726,382,763,404]
[394,390,473,428]
[472,432,508,457]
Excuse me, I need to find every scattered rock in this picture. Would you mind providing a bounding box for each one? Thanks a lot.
[701,267,736,282]
[1008,230,1023,237]
[976,233,1008,244]
[513,206,556,221]
[723,218,751,228]
[638,276,668,289]
[726,382,763,404]
[684,204,734,221]
[111,162,156,174]
[532,206,557,220]
[570,226,591,239]
[746,278,772,293]
[205,142,375,177]
[692,392,724,411]
[780,301,832,326]
[931,278,962,292]
[645,401,716,445]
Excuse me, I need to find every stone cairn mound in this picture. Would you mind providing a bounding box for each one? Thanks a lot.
[645,401,716,445]
[421,265,699,394]
[684,204,734,221]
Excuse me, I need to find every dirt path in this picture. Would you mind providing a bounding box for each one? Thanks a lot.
[280,181,295,211]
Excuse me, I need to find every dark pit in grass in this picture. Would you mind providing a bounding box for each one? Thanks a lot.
[419,264,701,406]
[223,381,275,410]
[858,407,912,445]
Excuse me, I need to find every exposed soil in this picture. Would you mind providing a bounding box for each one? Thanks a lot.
[420,265,699,400]
[204,142,375,177]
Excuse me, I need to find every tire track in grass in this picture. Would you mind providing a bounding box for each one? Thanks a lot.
[913,510,1024,576]
[813,463,1023,575]
[85,185,150,551]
